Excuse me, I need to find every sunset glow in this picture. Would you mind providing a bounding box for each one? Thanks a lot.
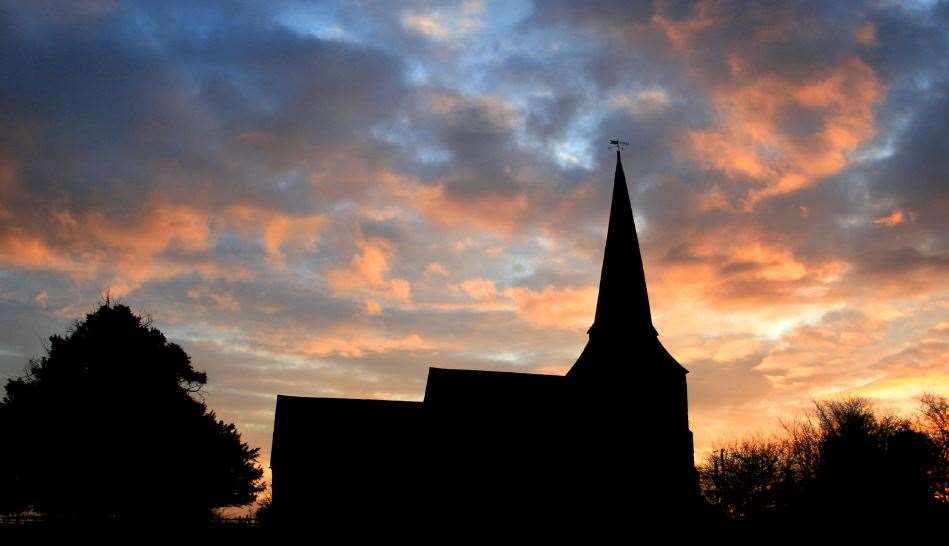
[1,1,947,476]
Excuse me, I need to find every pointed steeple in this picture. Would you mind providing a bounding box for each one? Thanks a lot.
[587,150,657,339]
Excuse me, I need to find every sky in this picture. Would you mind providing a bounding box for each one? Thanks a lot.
[1,0,947,483]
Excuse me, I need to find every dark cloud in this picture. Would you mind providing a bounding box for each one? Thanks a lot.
[0,0,408,217]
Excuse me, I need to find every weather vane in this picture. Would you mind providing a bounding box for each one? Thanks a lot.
[608,138,629,151]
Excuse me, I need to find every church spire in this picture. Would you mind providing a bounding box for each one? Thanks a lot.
[587,150,657,338]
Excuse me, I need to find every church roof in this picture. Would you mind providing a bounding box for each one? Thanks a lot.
[271,395,423,469]
[423,367,565,407]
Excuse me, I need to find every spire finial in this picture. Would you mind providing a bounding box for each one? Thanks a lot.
[608,138,629,152]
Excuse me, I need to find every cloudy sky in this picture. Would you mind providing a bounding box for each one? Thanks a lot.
[1,0,947,479]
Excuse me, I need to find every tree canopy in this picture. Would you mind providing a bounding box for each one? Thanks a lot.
[0,301,263,522]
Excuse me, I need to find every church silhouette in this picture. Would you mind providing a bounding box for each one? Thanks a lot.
[270,150,700,525]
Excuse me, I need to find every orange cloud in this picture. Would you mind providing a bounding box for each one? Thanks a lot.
[814,320,949,413]
[612,88,671,116]
[675,333,768,364]
[296,332,437,358]
[403,15,451,40]
[0,230,91,277]
[187,286,241,312]
[506,285,598,332]
[439,277,600,332]
[86,205,212,255]
[388,279,412,301]
[228,205,326,266]
[0,209,222,296]
[655,228,850,311]
[874,209,915,227]
[756,310,886,389]
[335,240,389,286]
[425,262,448,276]
[687,131,769,180]
[456,277,498,300]
[326,238,413,307]
[364,299,383,316]
[401,0,484,41]
[652,1,718,52]
[686,56,885,207]
[0,199,328,295]
[409,183,529,234]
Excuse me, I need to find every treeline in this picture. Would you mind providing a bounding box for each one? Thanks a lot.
[698,396,949,524]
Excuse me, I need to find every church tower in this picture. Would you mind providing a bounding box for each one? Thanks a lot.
[566,149,697,508]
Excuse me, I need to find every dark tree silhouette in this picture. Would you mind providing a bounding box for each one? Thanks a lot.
[0,300,263,522]
[917,394,949,504]
[809,398,933,520]
[0,406,29,515]
[700,397,943,525]
[699,438,784,520]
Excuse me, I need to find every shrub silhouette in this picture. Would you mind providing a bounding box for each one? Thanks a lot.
[0,300,264,522]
